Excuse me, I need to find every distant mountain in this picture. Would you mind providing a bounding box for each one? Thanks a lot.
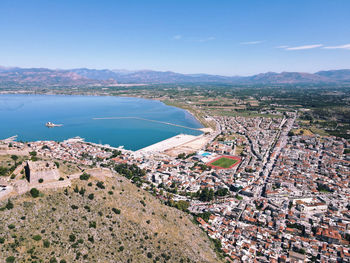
[66,68,350,84]
[0,67,116,86]
[1,66,350,85]
[315,69,350,82]
[70,68,120,80]
[247,71,331,84]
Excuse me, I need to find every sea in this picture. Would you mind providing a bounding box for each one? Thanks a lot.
[0,94,203,151]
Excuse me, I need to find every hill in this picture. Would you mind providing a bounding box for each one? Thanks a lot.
[315,69,350,82]
[0,67,116,86]
[0,175,220,263]
[1,65,350,85]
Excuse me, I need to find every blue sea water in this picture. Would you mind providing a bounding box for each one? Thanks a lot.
[0,94,203,150]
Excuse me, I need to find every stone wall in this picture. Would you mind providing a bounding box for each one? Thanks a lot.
[25,161,60,183]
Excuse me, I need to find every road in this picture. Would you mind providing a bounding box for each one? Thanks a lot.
[258,113,297,197]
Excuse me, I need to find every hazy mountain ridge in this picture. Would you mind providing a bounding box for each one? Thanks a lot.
[1,66,350,85]
[0,67,117,86]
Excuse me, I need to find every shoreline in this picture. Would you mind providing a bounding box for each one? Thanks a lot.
[0,92,211,152]
[0,91,208,130]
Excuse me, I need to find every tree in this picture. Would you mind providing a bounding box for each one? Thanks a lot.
[96,181,105,189]
[5,199,14,210]
[196,211,211,222]
[43,239,50,248]
[80,173,90,180]
[32,235,42,241]
[171,200,190,211]
[0,166,8,176]
[69,233,76,242]
[199,188,214,202]
[54,161,60,168]
[6,256,15,263]
[10,155,18,165]
[112,208,121,214]
[30,188,40,198]
[177,153,186,159]
[215,188,229,197]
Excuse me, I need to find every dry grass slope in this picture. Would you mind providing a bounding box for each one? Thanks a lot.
[0,174,221,263]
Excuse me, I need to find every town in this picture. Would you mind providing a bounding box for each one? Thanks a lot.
[1,108,349,262]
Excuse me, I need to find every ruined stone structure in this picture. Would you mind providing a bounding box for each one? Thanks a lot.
[25,161,60,183]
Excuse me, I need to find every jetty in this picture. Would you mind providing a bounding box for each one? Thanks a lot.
[92,116,201,131]
[1,135,18,143]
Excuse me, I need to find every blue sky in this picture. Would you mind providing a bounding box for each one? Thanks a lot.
[0,0,349,75]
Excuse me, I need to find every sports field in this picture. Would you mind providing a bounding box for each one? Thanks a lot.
[208,156,241,169]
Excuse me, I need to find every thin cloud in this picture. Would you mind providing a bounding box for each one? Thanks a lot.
[275,45,289,49]
[172,35,182,40]
[323,43,350,50]
[240,40,264,45]
[285,44,323,50]
[197,36,215,42]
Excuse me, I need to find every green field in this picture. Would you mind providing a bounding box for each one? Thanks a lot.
[210,157,238,168]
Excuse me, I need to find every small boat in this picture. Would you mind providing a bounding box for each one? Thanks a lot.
[45,122,63,128]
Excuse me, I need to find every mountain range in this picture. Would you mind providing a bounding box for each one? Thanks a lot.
[1,66,350,86]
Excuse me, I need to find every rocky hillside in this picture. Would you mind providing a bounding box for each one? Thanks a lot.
[0,174,220,263]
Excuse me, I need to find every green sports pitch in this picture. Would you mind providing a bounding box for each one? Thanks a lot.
[209,157,238,168]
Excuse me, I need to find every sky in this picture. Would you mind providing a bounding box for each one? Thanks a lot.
[0,0,350,75]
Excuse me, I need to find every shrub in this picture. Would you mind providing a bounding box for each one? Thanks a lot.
[79,173,90,180]
[89,221,96,228]
[96,181,105,189]
[0,166,8,176]
[118,246,124,252]
[69,234,76,242]
[8,224,15,230]
[6,200,14,210]
[49,257,58,263]
[32,235,42,241]
[88,193,94,200]
[38,178,44,183]
[146,220,150,224]
[112,208,121,215]
[79,188,86,196]
[59,177,64,181]
[43,239,50,248]
[71,205,79,210]
[6,256,15,263]
[147,252,152,259]
[30,188,40,198]
[60,260,67,263]
[0,237,5,244]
